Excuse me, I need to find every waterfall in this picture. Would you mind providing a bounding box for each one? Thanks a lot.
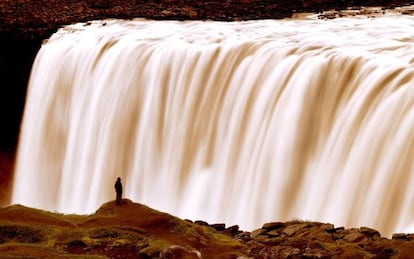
[12,16,414,237]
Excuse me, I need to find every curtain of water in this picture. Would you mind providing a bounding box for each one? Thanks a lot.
[12,16,414,236]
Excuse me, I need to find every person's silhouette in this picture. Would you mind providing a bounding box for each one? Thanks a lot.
[114,177,123,205]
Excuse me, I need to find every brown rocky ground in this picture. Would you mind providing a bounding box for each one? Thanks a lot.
[0,200,244,258]
[1,199,414,258]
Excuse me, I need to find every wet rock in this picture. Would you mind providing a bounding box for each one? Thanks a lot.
[318,10,340,19]
[398,6,414,15]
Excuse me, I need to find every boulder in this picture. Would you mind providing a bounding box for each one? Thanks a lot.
[392,233,410,241]
[267,229,282,237]
[194,220,209,226]
[262,222,285,230]
[360,227,380,239]
[343,231,366,243]
[282,223,311,237]
[250,228,267,239]
[320,223,335,233]
[211,223,226,231]
[223,225,241,236]
[234,231,251,242]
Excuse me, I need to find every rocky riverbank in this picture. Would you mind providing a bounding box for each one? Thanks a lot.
[1,199,414,258]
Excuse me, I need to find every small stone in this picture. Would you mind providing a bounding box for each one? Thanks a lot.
[262,236,286,245]
[332,232,345,240]
[266,229,281,237]
[330,226,345,236]
[211,223,226,231]
[252,234,270,243]
[281,247,301,258]
[224,225,240,235]
[194,220,209,226]
[234,231,251,242]
[282,223,310,237]
[302,249,332,259]
[359,226,380,238]
[392,233,410,241]
[407,234,414,241]
[256,247,278,257]
[160,10,174,16]
[320,223,335,232]
[343,231,366,242]
[262,222,285,230]
[250,228,267,239]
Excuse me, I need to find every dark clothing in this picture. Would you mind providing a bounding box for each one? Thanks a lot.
[115,178,123,205]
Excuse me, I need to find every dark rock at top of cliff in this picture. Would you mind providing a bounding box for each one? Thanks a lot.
[1,0,414,40]
[0,0,293,40]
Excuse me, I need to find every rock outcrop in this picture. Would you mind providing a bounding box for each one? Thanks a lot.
[1,200,414,258]
[198,219,414,258]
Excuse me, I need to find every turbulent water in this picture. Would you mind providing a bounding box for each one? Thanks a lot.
[12,15,414,236]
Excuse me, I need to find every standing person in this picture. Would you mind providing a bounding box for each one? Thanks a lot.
[115,177,123,205]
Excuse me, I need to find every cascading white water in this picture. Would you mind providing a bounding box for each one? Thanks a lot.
[12,15,414,237]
